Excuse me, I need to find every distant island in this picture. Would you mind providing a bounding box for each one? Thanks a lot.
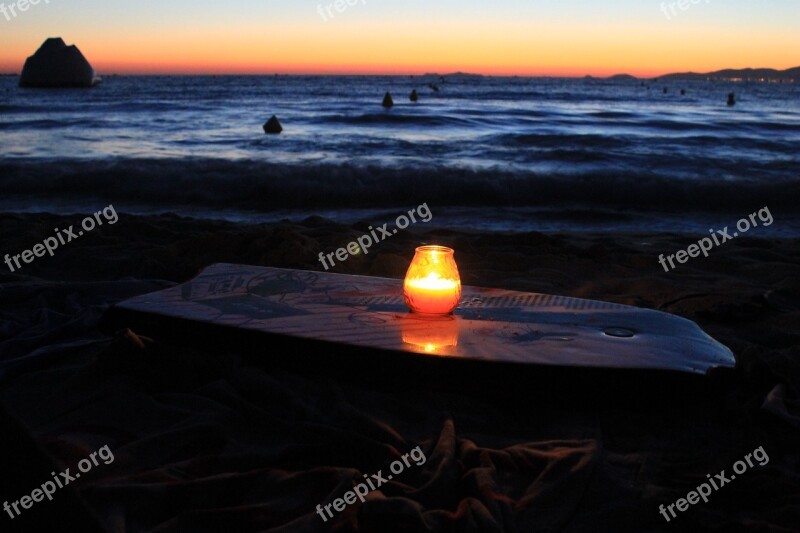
[422,72,484,79]
[604,67,799,83]
[659,67,799,82]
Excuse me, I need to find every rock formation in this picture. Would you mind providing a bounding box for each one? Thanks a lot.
[19,38,99,88]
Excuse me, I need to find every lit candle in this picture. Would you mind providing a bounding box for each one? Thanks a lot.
[403,246,462,315]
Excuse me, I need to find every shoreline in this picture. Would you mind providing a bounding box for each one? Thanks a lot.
[1,211,796,302]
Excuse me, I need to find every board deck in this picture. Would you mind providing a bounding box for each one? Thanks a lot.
[106,264,735,375]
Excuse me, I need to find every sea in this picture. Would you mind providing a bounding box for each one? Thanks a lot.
[2,75,799,235]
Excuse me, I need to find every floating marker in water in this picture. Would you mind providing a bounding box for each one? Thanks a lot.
[727,92,736,106]
[382,92,394,108]
[410,89,418,102]
[263,115,283,134]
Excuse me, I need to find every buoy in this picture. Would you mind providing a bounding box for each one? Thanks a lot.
[263,115,282,134]
[382,92,394,108]
[663,87,668,94]
[680,89,686,95]
[727,93,736,106]
[410,89,418,102]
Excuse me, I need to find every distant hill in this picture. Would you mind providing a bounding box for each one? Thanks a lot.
[659,67,800,82]
[422,72,484,79]
[607,74,638,81]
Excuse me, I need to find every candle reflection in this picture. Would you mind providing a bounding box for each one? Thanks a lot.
[401,316,460,354]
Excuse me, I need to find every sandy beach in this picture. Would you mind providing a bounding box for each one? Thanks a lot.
[1,212,798,531]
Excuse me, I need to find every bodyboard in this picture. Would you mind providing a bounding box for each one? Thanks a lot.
[105,264,735,376]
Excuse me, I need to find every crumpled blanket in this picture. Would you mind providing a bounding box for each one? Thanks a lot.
[1,278,799,532]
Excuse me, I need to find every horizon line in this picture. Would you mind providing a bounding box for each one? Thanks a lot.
[2,66,798,78]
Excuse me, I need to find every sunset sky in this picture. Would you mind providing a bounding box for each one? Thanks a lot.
[1,0,798,76]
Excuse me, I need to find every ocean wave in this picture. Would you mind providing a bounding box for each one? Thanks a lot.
[638,119,720,132]
[1,158,798,214]
[588,111,638,119]
[318,112,477,127]
[0,118,110,130]
[501,133,630,149]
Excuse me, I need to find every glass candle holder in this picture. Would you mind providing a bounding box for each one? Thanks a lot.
[403,246,462,315]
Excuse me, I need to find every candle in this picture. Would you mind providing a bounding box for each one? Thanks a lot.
[403,246,462,315]
[405,274,460,314]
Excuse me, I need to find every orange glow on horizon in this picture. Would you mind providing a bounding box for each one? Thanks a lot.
[2,19,797,78]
